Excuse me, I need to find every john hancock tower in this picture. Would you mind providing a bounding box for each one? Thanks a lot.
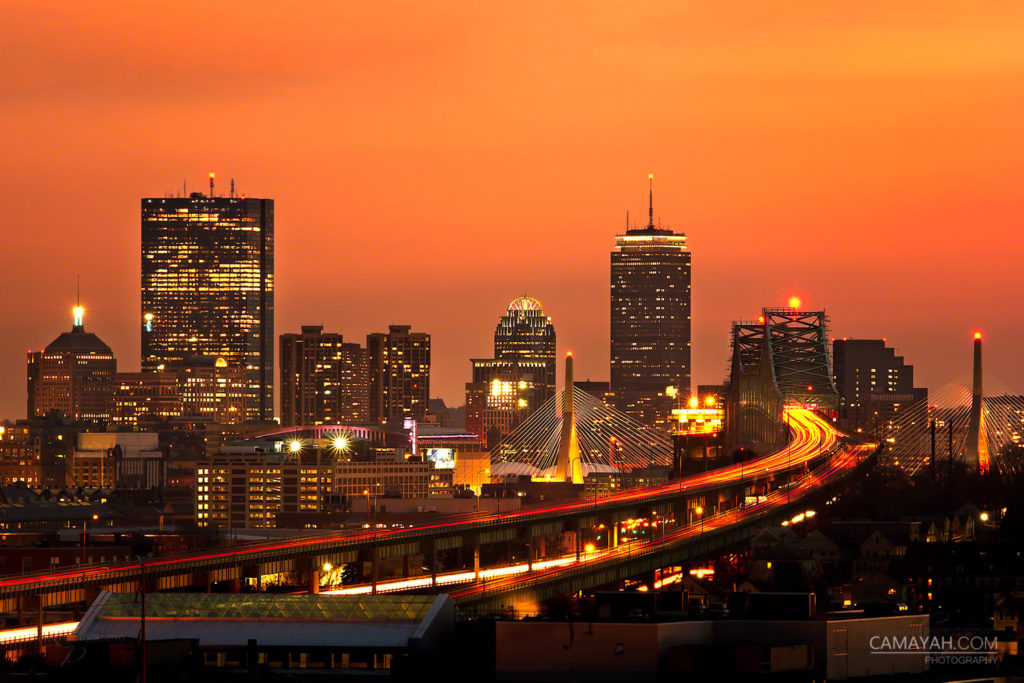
[140,177,274,422]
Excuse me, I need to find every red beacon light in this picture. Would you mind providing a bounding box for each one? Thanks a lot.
[974,332,982,340]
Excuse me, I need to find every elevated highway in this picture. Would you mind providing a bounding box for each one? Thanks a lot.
[0,408,849,611]
[452,440,873,614]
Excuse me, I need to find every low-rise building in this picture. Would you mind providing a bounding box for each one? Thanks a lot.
[71,432,164,489]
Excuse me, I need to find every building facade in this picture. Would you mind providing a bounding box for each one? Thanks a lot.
[110,371,183,428]
[367,325,430,424]
[280,326,369,426]
[141,190,274,421]
[27,306,117,422]
[175,356,247,424]
[610,179,691,429]
[832,339,927,435]
[196,453,431,529]
[71,432,165,489]
[0,416,82,487]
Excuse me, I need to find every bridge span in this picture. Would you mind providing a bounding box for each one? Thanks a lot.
[0,408,849,613]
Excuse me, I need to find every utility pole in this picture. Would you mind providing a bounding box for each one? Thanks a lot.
[948,420,954,481]
[137,555,147,683]
[930,419,937,482]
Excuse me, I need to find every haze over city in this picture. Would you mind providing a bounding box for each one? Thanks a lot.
[2,1,1023,420]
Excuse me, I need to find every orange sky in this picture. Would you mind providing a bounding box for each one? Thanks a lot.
[2,1,1023,419]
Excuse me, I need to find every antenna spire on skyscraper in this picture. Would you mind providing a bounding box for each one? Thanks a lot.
[647,173,654,229]
[73,274,84,329]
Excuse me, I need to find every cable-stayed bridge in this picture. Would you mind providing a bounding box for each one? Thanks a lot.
[874,334,1023,477]
[490,385,673,478]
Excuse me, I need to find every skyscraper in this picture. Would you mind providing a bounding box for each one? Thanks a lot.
[280,326,369,426]
[610,176,691,428]
[465,296,556,445]
[367,325,430,424]
[27,304,117,422]
[141,183,274,422]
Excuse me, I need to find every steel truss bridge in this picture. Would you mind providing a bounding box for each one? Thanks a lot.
[0,409,855,619]
[726,306,840,454]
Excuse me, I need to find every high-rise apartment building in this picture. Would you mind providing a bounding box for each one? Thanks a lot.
[367,325,430,424]
[610,178,691,428]
[27,305,117,422]
[280,326,369,426]
[465,296,556,445]
[141,186,274,421]
[832,338,927,435]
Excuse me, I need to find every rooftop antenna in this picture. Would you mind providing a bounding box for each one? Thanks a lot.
[230,178,235,198]
[626,210,629,230]
[209,172,215,198]
[73,275,84,328]
[647,173,654,229]
[183,179,187,197]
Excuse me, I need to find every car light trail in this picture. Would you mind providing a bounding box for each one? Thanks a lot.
[322,551,607,595]
[0,408,856,595]
[0,621,77,645]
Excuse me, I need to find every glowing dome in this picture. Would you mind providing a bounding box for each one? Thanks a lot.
[508,295,543,312]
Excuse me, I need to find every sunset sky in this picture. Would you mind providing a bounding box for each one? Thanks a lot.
[2,1,1023,419]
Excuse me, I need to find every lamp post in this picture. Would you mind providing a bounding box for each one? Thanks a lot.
[82,513,98,564]
[363,488,371,529]
[695,506,704,535]
[786,408,792,503]
[475,468,490,514]
[136,554,147,683]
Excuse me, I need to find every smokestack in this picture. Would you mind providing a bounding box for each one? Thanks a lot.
[965,332,989,474]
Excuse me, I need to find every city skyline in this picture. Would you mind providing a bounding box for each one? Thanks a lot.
[3,2,1024,421]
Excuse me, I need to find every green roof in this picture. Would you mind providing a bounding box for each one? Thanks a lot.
[97,592,439,623]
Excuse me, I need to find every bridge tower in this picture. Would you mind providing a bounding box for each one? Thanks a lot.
[554,352,584,483]
[724,302,840,455]
[964,332,991,474]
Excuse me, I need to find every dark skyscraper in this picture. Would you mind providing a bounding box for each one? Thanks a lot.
[465,296,556,445]
[141,184,274,422]
[280,326,369,426]
[832,338,927,435]
[367,325,430,424]
[610,176,691,428]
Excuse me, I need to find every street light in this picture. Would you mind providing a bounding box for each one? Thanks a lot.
[82,513,99,564]
[363,489,371,528]
[475,468,490,513]
[695,506,704,535]
[786,407,792,503]
[136,554,147,683]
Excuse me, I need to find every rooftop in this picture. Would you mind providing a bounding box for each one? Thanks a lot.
[74,592,454,649]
